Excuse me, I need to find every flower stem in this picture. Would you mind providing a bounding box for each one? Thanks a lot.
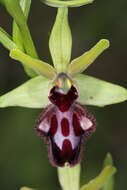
[58,164,80,190]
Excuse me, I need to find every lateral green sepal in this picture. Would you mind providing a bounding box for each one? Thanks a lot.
[0,76,50,108]
[74,74,127,107]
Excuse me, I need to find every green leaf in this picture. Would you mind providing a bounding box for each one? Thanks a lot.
[58,164,80,190]
[68,39,109,77]
[0,76,50,108]
[80,166,116,190]
[49,7,72,72]
[41,0,94,7]
[3,0,38,58]
[12,0,36,77]
[10,49,56,79]
[75,74,127,107]
[0,27,17,50]
[102,153,115,190]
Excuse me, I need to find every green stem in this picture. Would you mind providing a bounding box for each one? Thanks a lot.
[58,164,80,190]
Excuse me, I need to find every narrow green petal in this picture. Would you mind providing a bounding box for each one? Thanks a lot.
[68,40,109,77]
[75,74,127,107]
[58,164,80,190]
[41,0,94,7]
[0,27,17,50]
[10,49,56,79]
[0,76,50,108]
[80,166,116,190]
[102,153,115,190]
[49,7,72,72]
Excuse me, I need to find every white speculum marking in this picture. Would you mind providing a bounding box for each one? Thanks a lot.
[80,117,93,130]
[53,108,80,150]
[39,118,50,133]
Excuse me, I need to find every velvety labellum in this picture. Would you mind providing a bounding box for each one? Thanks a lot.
[35,84,96,167]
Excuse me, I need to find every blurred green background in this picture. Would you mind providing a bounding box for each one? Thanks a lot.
[0,0,127,189]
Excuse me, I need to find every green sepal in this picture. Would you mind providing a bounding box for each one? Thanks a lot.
[102,153,115,190]
[49,7,72,72]
[0,76,50,108]
[75,74,127,107]
[80,166,116,190]
[10,49,56,79]
[58,164,80,190]
[0,27,17,50]
[68,39,110,77]
[0,74,127,109]
[41,0,94,7]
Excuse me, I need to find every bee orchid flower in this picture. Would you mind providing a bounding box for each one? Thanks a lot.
[35,73,96,166]
[0,1,127,168]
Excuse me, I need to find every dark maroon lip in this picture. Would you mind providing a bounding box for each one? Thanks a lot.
[49,85,78,112]
[35,85,96,167]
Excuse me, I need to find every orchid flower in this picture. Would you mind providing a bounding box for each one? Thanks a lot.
[0,0,127,168]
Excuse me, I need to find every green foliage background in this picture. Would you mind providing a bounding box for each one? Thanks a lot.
[0,0,127,189]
